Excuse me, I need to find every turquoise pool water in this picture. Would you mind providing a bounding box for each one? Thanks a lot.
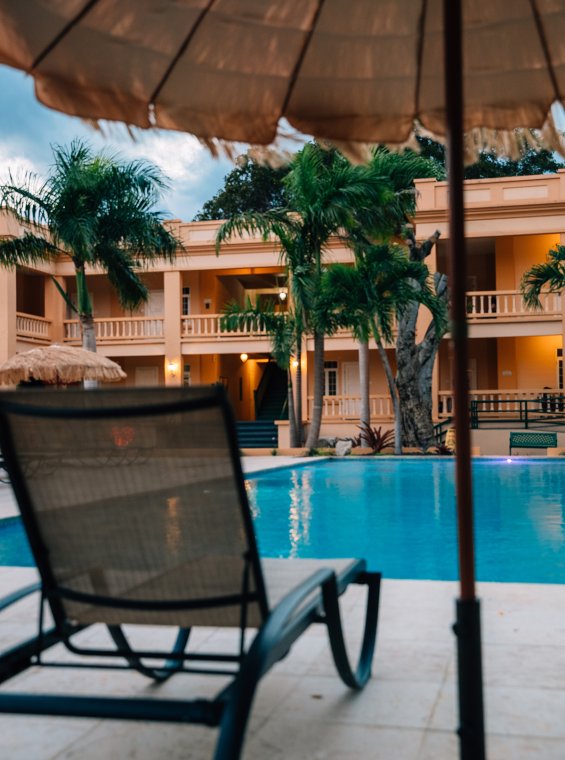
[246,458,565,583]
[2,458,565,582]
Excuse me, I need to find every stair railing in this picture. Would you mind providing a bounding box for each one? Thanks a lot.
[253,361,275,419]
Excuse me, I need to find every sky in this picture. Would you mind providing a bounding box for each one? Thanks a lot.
[0,64,235,221]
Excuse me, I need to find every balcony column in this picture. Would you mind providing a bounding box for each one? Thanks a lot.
[0,268,17,362]
[44,275,66,343]
[164,270,182,387]
[301,335,309,426]
[561,234,565,359]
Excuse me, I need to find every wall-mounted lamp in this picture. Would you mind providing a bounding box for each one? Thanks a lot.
[167,360,179,377]
[291,358,299,369]
[240,353,248,363]
[278,289,288,302]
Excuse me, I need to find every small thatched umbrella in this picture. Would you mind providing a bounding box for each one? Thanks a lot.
[0,344,126,386]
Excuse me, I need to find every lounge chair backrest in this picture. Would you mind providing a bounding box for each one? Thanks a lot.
[0,387,268,629]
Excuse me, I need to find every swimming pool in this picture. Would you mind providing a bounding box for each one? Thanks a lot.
[2,458,565,582]
[246,458,565,584]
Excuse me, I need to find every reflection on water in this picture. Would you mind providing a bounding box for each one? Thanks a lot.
[245,479,259,519]
[289,470,312,557]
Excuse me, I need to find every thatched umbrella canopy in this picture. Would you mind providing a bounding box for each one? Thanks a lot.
[0,344,126,385]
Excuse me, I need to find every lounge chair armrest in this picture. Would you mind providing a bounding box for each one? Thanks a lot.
[267,568,333,629]
[0,582,41,614]
[247,568,335,677]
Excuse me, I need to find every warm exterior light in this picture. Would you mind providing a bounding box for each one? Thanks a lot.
[278,289,287,301]
[240,353,248,363]
[167,360,178,376]
[291,358,299,369]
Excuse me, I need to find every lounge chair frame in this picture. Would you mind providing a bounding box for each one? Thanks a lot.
[0,388,381,760]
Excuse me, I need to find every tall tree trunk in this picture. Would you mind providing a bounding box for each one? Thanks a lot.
[396,270,448,449]
[80,314,97,353]
[75,264,96,352]
[287,370,299,448]
[305,330,325,449]
[358,339,371,446]
[395,229,446,449]
[372,323,401,455]
[295,339,303,444]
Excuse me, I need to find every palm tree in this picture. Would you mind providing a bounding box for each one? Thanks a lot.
[221,300,300,446]
[521,245,565,308]
[216,143,400,448]
[320,243,446,454]
[0,140,179,351]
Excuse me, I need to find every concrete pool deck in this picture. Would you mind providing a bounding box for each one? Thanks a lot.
[2,460,565,758]
[2,571,565,759]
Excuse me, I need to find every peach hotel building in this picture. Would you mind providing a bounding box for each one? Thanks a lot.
[1,172,564,448]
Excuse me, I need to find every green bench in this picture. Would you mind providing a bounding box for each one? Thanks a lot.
[509,431,557,455]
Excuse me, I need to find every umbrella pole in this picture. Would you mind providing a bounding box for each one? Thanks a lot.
[443,1,486,758]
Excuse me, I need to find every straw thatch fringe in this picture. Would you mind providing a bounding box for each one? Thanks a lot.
[83,105,565,169]
[0,344,126,386]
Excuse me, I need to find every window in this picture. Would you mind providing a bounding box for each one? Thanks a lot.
[183,363,191,387]
[182,286,191,316]
[324,361,338,396]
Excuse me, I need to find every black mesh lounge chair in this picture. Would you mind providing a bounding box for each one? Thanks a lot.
[0,386,381,760]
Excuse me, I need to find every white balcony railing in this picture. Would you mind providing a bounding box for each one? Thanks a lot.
[181,316,368,342]
[310,389,561,422]
[307,394,394,420]
[60,288,562,347]
[466,290,562,320]
[16,312,52,343]
[438,388,557,417]
[64,317,164,343]
[181,314,269,340]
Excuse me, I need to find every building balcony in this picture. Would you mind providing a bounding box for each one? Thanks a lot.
[181,314,269,341]
[63,317,165,344]
[59,288,562,350]
[313,388,562,422]
[466,290,561,322]
[439,388,562,419]
[308,394,394,421]
[16,312,52,344]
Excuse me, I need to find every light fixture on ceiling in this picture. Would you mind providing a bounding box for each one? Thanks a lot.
[240,353,248,363]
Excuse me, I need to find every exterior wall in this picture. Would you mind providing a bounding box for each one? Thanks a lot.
[495,234,560,290]
[117,355,164,386]
[305,348,394,397]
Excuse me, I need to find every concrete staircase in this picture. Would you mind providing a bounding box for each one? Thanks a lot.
[236,365,287,449]
[236,420,278,449]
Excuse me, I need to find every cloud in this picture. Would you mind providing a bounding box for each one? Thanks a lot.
[0,142,41,184]
[0,65,234,220]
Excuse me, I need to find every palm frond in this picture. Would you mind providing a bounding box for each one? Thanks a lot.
[0,234,58,268]
[94,244,148,310]
[521,245,565,309]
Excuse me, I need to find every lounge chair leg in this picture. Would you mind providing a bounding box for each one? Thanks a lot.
[107,626,191,682]
[213,662,260,760]
[322,571,381,690]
